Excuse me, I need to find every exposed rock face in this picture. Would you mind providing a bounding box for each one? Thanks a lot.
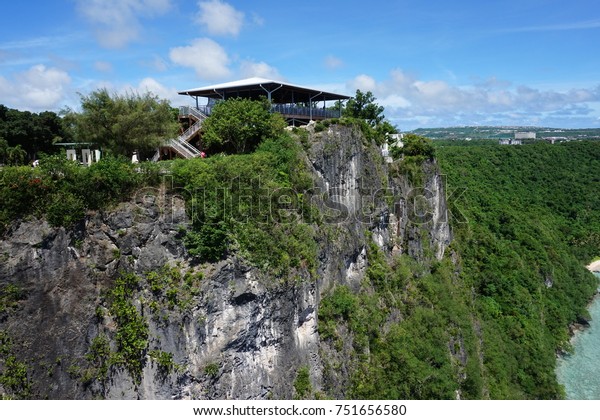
[0,125,450,399]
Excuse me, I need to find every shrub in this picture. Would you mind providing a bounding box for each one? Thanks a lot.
[105,273,148,383]
[204,362,219,377]
[201,97,287,154]
[293,366,312,399]
[401,134,435,159]
[46,191,86,227]
[148,350,176,374]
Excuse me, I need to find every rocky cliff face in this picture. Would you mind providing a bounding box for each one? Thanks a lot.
[0,125,450,399]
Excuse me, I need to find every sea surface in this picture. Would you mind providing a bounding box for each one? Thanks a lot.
[556,272,600,399]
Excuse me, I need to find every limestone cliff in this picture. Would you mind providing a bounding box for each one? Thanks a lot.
[0,124,451,399]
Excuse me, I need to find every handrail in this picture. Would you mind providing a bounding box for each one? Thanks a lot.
[180,104,341,121]
[167,138,200,158]
[175,135,201,155]
[155,108,205,160]
[270,104,341,119]
[179,106,210,120]
[180,120,203,142]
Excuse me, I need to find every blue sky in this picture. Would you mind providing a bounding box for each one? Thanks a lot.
[1,0,599,130]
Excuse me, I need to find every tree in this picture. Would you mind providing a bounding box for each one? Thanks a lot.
[0,138,7,165]
[68,89,179,157]
[0,138,27,165]
[399,134,435,159]
[201,97,286,154]
[0,105,69,161]
[6,144,27,165]
[343,90,385,127]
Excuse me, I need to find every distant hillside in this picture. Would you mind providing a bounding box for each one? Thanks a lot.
[437,141,600,398]
[411,126,600,141]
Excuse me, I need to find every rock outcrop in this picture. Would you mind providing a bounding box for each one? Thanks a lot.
[0,125,450,399]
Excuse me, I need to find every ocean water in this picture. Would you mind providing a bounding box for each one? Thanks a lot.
[556,272,600,399]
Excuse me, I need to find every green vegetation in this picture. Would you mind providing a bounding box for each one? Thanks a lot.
[5,87,596,400]
[204,362,219,378]
[293,366,312,399]
[146,264,203,312]
[84,265,201,388]
[104,273,149,384]
[63,89,178,158]
[343,90,385,127]
[0,284,24,318]
[338,90,398,146]
[319,242,477,399]
[148,350,177,374]
[0,331,31,399]
[0,140,27,166]
[437,141,600,398]
[0,155,158,233]
[201,97,287,154]
[319,140,599,400]
[171,134,318,276]
[0,105,71,163]
[396,134,435,160]
[84,334,111,383]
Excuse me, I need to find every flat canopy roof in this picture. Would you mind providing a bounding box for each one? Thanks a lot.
[178,77,350,103]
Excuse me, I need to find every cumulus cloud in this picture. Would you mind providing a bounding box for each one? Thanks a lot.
[348,74,377,93]
[76,0,172,48]
[353,69,600,129]
[239,60,284,80]
[135,77,187,105]
[0,65,71,111]
[195,0,244,37]
[169,38,231,80]
[137,77,175,98]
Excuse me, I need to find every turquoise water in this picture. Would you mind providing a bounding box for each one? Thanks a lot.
[556,272,600,399]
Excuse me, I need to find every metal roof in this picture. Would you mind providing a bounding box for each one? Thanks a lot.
[178,77,350,103]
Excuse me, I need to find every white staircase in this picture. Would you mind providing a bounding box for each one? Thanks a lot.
[153,107,207,160]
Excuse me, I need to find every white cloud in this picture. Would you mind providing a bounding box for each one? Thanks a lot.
[324,55,343,70]
[76,0,173,48]
[0,65,71,111]
[379,94,411,109]
[352,68,600,129]
[136,77,182,104]
[196,0,244,37]
[94,61,113,73]
[239,60,284,80]
[349,74,376,92]
[169,38,231,80]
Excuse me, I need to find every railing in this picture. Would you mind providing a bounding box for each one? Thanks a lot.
[181,120,203,142]
[271,104,342,119]
[179,105,211,120]
[160,101,341,160]
[181,104,341,121]
[168,137,201,159]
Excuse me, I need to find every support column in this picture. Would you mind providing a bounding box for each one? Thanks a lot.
[309,92,323,121]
